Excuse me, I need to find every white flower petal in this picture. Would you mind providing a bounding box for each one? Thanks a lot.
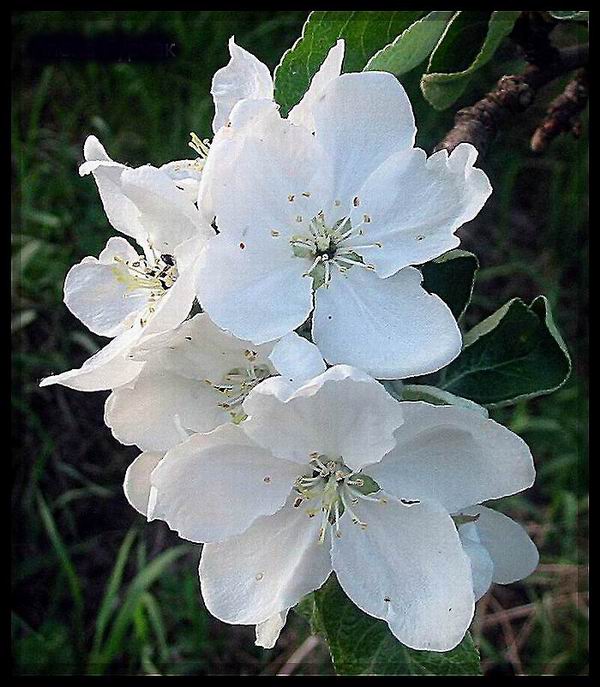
[268,332,326,386]
[199,499,332,624]
[173,235,206,274]
[311,71,416,201]
[332,495,474,652]
[349,144,491,277]
[195,232,313,345]
[160,158,204,203]
[312,266,462,379]
[132,313,274,383]
[368,402,536,513]
[149,424,302,543]
[79,135,144,240]
[139,257,196,339]
[123,451,163,516]
[63,238,149,337]
[458,522,494,600]
[211,37,274,132]
[204,108,330,239]
[227,96,280,132]
[120,165,210,254]
[198,98,278,221]
[460,506,539,585]
[105,366,228,452]
[243,365,404,469]
[82,134,111,163]
[98,235,140,263]
[39,324,145,391]
[288,40,345,131]
[255,609,289,649]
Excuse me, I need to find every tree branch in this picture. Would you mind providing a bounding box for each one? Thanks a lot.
[530,68,588,153]
[434,44,588,158]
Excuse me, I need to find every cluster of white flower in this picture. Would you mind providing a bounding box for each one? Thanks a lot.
[41,39,539,653]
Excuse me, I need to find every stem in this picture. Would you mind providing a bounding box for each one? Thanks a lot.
[435,43,589,158]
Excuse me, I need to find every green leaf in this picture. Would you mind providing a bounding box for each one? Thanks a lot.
[439,296,571,406]
[421,249,479,320]
[310,577,481,675]
[401,384,489,418]
[548,10,589,21]
[274,11,425,115]
[365,11,456,77]
[421,11,521,110]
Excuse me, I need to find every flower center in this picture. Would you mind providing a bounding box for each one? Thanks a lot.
[293,454,386,542]
[289,213,381,289]
[112,253,179,326]
[205,349,271,423]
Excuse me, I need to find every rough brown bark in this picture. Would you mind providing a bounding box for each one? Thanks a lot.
[530,68,589,153]
[434,44,588,158]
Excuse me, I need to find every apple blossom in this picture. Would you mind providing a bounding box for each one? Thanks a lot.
[195,40,492,378]
[105,313,325,452]
[125,365,535,651]
[253,506,539,650]
[39,137,212,391]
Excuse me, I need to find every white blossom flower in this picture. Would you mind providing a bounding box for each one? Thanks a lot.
[79,135,208,244]
[125,366,535,651]
[457,506,539,601]
[195,40,492,378]
[253,505,539,650]
[40,137,212,392]
[105,313,325,452]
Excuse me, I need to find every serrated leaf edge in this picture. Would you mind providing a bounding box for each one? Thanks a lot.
[421,10,520,110]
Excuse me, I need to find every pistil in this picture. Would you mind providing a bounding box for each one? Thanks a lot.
[293,455,386,542]
[206,353,272,422]
[289,213,382,289]
[112,253,179,326]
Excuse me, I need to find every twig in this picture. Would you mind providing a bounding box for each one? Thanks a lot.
[480,591,588,629]
[535,563,587,574]
[530,68,588,152]
[276,635,322,676]
[435,44,588,157]
[488,593,525,675]
[515,613,537,653]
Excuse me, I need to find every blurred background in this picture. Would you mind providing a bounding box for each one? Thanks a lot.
[12,11,588,676]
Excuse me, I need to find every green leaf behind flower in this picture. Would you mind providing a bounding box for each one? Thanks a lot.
[274,11,425,116]
[421,11,521,110]
[365,11,456,77]
[297,576,481,676]
[421,249,479,321]
[401,384,489,417]
[439,296,571,406]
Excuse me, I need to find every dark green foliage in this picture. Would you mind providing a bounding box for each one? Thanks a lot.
[421,249,479,320]
[420,11,521,109]
[300,577,481,676]
[274,11,425,115]
[440,296,571,406]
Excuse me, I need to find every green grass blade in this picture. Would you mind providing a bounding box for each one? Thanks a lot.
[36,491,85,656]
[91,527,137,656]
[141,592,169,661]
[88,545,188,675]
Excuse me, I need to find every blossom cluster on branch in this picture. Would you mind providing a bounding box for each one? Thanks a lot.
[41,39,540,654]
